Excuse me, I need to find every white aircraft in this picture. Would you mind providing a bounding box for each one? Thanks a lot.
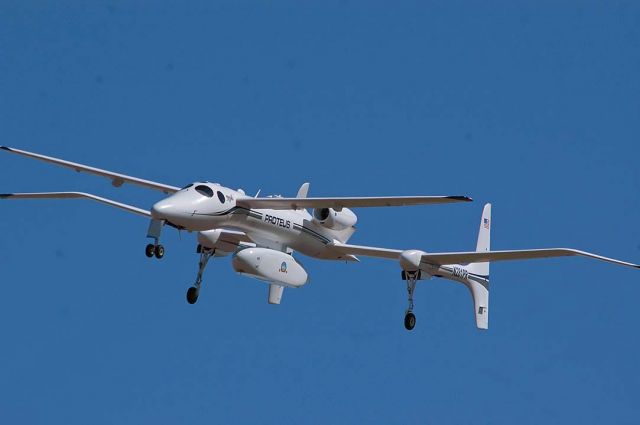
[1,146,638,330]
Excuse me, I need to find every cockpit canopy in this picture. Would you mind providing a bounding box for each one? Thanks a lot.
[180,182,228,204]
[195,185,214,197]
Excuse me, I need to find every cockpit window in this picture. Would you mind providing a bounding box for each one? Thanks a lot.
[195,185,214,197]
[217,191,226,203]
[181,183,194,190]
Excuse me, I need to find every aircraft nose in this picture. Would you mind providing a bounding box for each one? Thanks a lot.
[151,198,177,220]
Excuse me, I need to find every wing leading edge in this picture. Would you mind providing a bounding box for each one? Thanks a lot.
[237,195,472,210]
[330,242,640,269]
[419,248,640,269]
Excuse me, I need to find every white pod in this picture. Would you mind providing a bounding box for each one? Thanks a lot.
[232,247,308,288]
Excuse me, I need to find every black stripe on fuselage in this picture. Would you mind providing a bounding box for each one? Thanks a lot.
[195,206,331,245]
[292,223,331,244]
[193,206,263,220]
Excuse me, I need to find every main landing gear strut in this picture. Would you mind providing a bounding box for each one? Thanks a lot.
[404,271,419,331]
[186,245,214,304]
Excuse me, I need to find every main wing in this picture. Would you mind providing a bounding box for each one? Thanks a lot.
[330,242,640,269]
[418,248,640,269]
[328,242,402,259]
[1,146,180,194]
[237,195,472,210]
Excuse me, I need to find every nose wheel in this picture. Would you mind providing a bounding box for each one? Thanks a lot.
[145,243,165,259]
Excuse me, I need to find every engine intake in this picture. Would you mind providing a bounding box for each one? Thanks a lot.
[312,207,357,230]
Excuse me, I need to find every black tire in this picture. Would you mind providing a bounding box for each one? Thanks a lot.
[154,244,165,259]
[145,244,155,258]
[186,287,199,304]
[404,312,416,331]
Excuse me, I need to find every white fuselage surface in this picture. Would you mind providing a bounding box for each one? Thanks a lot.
[151,182,354,260]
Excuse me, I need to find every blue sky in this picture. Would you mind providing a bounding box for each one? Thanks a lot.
[1,1,639,423]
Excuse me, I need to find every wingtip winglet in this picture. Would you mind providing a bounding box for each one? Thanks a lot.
[0,194,12,198]
[0,146,11,151]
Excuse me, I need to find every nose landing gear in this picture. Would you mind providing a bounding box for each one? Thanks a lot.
[145,218,165,259]
[186,245,213,304]
[145,243,165,259]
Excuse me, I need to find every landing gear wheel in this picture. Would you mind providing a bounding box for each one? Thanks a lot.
[145,244,155,258]
[186,286,199,304]
[404,312,416,331]
[154,244,165,259]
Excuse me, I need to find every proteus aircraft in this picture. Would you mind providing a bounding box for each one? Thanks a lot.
[2,147,638,330]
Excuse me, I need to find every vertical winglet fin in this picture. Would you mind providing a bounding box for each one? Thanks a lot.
[467,203,491,277]
[295,182,310,212]
[296,182,310,199]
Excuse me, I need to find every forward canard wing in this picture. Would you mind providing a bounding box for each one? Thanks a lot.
[1,146,180,194]
[0,191,151,217]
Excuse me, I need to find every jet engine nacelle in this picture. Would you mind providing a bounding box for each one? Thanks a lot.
[312,207,357,230]
[232,247,308,288]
